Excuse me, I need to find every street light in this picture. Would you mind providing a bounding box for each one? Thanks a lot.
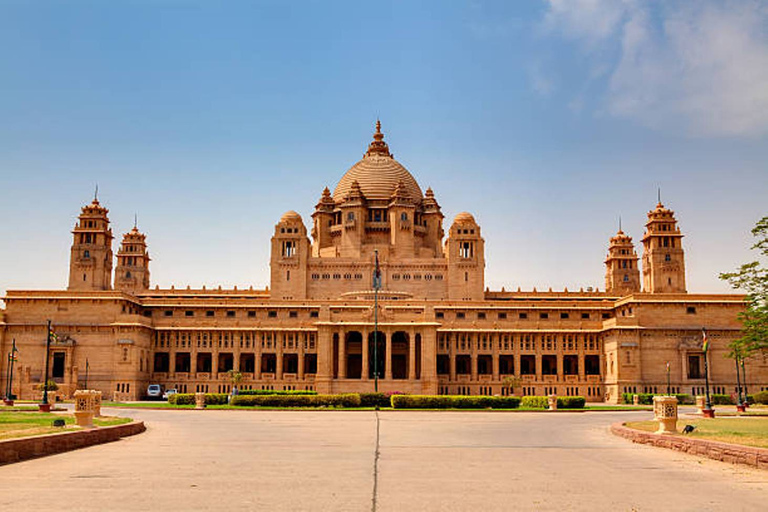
[373,250,381,393]
[702,327,714,418]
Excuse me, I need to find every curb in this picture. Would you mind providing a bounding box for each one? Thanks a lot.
[611,422,768,470]
[0,420,146,466]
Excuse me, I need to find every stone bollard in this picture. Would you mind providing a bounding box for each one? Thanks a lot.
[548,394,558,411]
[92,390,102,417]
[74,390,95,428]
[653,395,678,434]
[632,394,640,406]
[695,395,706,415]
[195,392,206,410]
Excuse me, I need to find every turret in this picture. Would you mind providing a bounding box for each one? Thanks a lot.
[67,194,113,291]
[270,211,311,300]
[641,200,687,293]
[115,219,150,294]
[604,224,640,295]
[311,187,335,257]
[446,212,485,300]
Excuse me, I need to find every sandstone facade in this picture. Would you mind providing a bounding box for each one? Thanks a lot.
[1,123,766,402]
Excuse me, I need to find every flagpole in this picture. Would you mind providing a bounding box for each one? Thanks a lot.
[4,353,9,399]
[373,249,380,394]
[666,362,670,395]
[42,320,52,407]
[85,358,90,389]
[702,327,714,418]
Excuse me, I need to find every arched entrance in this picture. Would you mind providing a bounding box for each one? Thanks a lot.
[391,331,409,379]
[345,331,363,379]
[368,331,386,380]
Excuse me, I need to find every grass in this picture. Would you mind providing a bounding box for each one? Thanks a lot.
[625,417,768,449]
[0,412,132,441]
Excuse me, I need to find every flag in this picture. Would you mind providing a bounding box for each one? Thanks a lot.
[373,251,382,290]
[665,361,670,373]
[49,329,59,342]
[701,328,709,353]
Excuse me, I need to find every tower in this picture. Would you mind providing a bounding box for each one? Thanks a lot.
[270,211,311,300]
[311,187,335,257]
[641,200,687,293]
[115,220,150,294]
[68,195,114,291]
[604,224,640,295]
[446,212,485,300]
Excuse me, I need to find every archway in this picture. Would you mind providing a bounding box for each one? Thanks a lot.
[345,331,363,378]
[368,331,386,379]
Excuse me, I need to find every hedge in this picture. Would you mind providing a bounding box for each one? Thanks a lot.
[168,393,228,406]
[621,393,694,405]
[519,396,586,409]
[358,392,392,408]
[390,395,521,409]
[230,393,361,408]
[236,389,317,396]
[750,391,768,405]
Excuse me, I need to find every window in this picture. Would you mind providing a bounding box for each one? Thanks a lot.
[248,311,256,318]
[83,250,90,258]
[686,306,696,314]
[477,312,486,320]
[310,311,319,318]
[282,240,296,257]
[665,253,671,262]
[52,352,66,379]
[436,312,444,319]
[688,355,702,379]
[206,310,214,317]
[400,212,407,221]
[539,312,548,319]
[460,242,473,258]
[560,313,569,319]
[268,311,277,318]
[226,311,236,318]
[185,311,194,317]
[518,312,527,319]
[623,274,629,282]
[164,310,173,317]
[456,312,465,319]
[289,311,298,318]
[581,313,590,319]
[602,313,610,319]
[498,312,507,320]
[347,212,355,221]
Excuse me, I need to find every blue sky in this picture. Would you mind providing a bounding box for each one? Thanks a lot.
[1,0,766,298]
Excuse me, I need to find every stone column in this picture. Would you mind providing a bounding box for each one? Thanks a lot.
[298,332,305,380]
[339,331,347,379]
[276,332,284,380]
[254,331,262,380]
[471,353,478,381]
[385,332,393,380]
[449,353,456,381]
[362,329,369,381]
[314,325,334,394]
[408,330,416,381]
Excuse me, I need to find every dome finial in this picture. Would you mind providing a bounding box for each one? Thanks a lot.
[366,119,390,157]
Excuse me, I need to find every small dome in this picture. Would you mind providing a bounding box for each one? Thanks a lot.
[454,212,476,224]
[333,122,423,203]
[280,210,302,222]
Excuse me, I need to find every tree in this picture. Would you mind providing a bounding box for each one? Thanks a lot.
[227,370,243,395]
[720,216,768,357]
[501,375,521,396]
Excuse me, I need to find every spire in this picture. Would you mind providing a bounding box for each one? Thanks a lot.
[618,215,623,234]
[134,213,138,229]
[657,187,663,208]
[365,120,392,157]
[93,183,99,205]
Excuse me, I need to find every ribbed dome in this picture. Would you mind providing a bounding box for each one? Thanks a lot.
[454,212,476,224]
[280,210,302,222]
[333,122,423,203]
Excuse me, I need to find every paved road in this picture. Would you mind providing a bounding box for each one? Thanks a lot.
[0,409,765,511]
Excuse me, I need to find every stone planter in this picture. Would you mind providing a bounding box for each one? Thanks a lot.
[653,395,678,434]
[38,403,52,412]
[547,394,558,411]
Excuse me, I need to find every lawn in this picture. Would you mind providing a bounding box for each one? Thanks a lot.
[625,417,768,449]
[0,412,132,441]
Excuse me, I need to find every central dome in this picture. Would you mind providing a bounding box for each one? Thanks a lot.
[333,122,423,203]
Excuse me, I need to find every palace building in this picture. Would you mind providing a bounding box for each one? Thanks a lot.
[1,122,765,403]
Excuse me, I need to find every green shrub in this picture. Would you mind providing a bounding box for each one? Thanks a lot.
[520,396,549,409]
[621,393,693,405]
[390,395,521,409]
[359,392,392,408]
[230,393,361,408]
[751,391,768,405]
[204,393,229,405]
[168,393,194,405]
[711,394,734,405]
[236,389,317,396]
[557,396,586,409]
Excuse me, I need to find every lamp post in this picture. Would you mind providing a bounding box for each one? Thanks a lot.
[735,354,745,412]
[84,358,90,390]
[5,339,18,404]
[41,320,52,411]
[741,358,748,408]
[702,327,714,418]
[665,361,671,395]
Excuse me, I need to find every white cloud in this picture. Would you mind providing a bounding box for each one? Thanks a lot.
[543,0,768,137]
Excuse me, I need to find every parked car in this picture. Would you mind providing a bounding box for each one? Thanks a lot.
[147,384,163,400]
[163,388,178,401]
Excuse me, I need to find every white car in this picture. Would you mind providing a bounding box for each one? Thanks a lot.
[147,384,163,400]
[163,388,178,400]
